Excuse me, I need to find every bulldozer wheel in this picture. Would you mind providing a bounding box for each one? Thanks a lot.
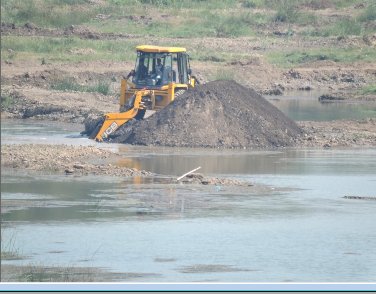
[135,108,146,120]
[88,117,104,139]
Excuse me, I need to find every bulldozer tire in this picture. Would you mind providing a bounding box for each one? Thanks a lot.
[135,108,146,120]
[88,117,104,140]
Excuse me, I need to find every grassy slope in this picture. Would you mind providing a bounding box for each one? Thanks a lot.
[1,0,375,90]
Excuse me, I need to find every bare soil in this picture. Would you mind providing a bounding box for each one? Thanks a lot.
[297,119,376,148]
[0,144,153,177]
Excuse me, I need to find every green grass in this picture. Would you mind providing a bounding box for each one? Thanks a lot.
[1,0,239,29]
[188,44,251,64]
[211,68,236,81]
[1,30,249,65]
[266,47,376,67]
[133,0,237,9]
[1,36,137,63]
[361,84,376,95]
[358,3,376,22]
[90,82,111,96]
[1,93,15,109]
[327,18,363,37]
[86,0,369,38]
[1,0,375,69]
[1,0,98,28]
[211,13,254,38]
[51,78,111,95]
[331,0,370,9]
[1,250,23,260]
[272,0,299,23]
[17,264,97,282]
[1,229,23,260]
[304,18,374,37]
[90,8,259,38]
[2,0,373,39]
[50,78,82,92]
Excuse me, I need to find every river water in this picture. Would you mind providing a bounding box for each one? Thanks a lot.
[1,95,376,284]
[268,91,376,121]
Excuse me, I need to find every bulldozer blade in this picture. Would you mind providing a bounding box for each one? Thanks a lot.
[88,117,105,139]
[93,108,140,142]
[91,88,152,142]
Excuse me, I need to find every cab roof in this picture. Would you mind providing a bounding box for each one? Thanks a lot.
[136,45,186,53]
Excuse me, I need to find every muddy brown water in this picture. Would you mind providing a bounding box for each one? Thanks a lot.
[1,99,376,283]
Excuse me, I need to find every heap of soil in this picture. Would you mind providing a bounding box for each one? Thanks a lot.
[111,80,302,148]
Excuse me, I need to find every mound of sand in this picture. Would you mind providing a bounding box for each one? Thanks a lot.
[110,80,302,148]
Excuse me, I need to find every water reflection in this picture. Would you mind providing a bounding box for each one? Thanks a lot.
[116,147,376,177]
[0,118,90,145]
[267,91,376,121]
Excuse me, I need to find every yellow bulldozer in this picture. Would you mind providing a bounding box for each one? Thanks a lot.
[90,45,197,141]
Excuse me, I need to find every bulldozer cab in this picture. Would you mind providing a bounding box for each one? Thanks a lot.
[132,46,192,88]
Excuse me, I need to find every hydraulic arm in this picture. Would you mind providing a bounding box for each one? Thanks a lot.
[93,89,154,142]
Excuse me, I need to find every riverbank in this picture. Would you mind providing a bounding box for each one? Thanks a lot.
[1,117,376,179]
[2,1,375,156]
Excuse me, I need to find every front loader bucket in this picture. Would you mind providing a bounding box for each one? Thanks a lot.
[92,107,142,142]
[91,89,153,142]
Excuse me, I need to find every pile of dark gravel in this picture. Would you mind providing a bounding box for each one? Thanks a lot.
[110,80,302,149]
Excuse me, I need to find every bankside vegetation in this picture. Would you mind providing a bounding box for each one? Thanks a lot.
[1,0,375,97]
[1,0,375,65]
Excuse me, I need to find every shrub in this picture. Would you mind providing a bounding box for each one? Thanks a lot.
[88,82,110,95]
[51,78,111,95]
[212,68,235,81]
[273,0,299,22]
[51,78,82,92]
[1,94,15,109]
[358,4,376,22]
[303,0,333,10]
[1,35,137,63]
[332,18,363,36]
[1,228,22,260]
[242,0,257,8]
[196,55,226,62]
[1,0,97,28]
[361,84,376,95]
[212,14,253,37]
[267,47,376,67]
